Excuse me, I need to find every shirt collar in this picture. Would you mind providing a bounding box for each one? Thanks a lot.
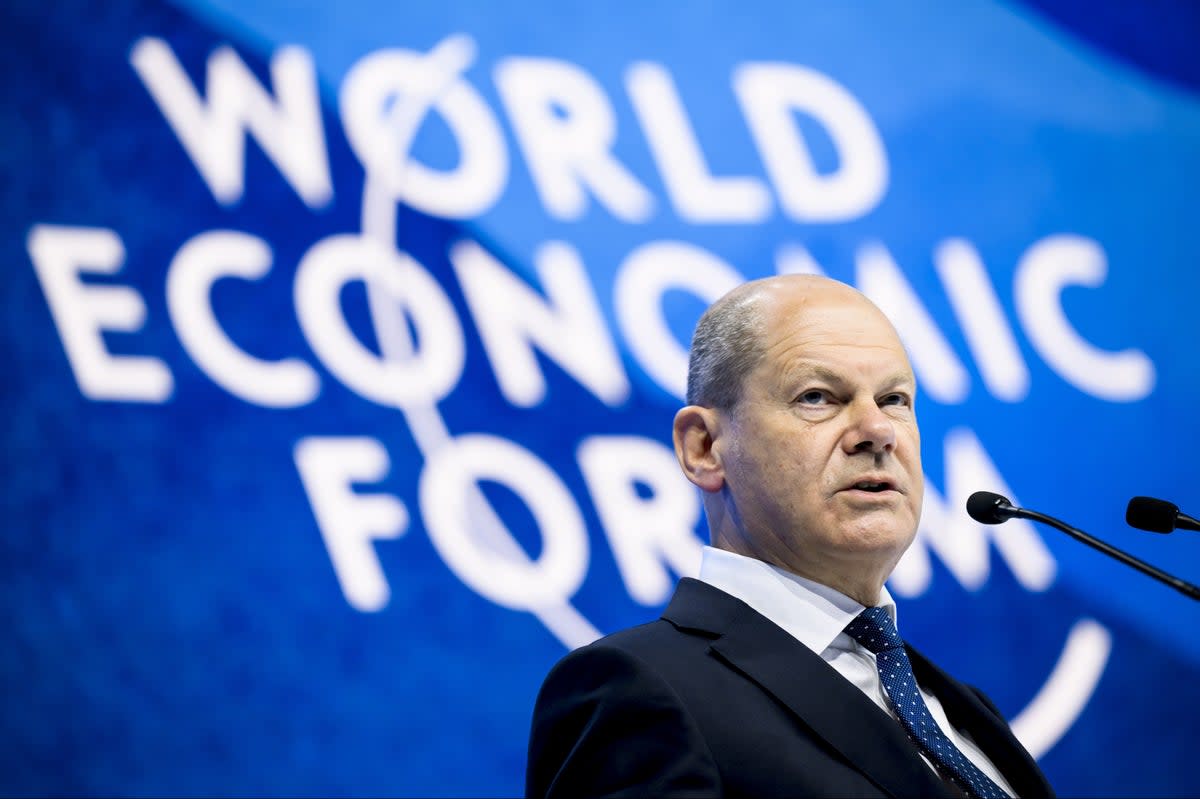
[697,545,899,656]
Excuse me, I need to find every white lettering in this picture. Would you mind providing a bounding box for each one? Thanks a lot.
[733,62,887,222]
[294,436,408,612]
[167,230,320,408]
[614,241,744,400]
[451,239,630,407]
[890,427,1056,596]
[1015,235,1154,402]
[935,238,1030,402]
[130,38,332,208]
[27,225,173,402]
[495,56,654,222]
[625,62,770,223]
[294,235,465,407]
[419,435,589,610]
[857,242,970,405]
[578,436,704,605]
[339,37,508,218]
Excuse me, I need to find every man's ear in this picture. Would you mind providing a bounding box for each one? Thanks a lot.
[672,405,725,493]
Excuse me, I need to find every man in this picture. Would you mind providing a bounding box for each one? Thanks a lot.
[525,275,1054,798]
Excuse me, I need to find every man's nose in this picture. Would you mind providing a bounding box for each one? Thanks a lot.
[843,399,896,454]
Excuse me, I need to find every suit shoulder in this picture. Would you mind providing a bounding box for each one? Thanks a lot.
[527,620,722,798]
[542,618,682,683]
[584,616,686,653]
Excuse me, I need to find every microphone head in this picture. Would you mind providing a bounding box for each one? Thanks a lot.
[966,491,1014,525]
[1126,496,1178,533]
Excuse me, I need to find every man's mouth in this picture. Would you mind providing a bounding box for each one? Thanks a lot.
[845,479,897,493]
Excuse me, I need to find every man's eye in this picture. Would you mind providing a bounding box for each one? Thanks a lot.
[880,393,909,407]
[797,390,828,405]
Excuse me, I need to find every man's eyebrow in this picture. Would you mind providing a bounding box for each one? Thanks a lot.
[789,364,844,385]
[788,364,915,392]
[879,371,916,392]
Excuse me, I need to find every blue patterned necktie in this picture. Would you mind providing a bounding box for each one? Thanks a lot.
[845,607,1008,799]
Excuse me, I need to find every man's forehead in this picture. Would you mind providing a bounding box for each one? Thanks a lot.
[761,278,876,317]
[715,274,860,321]
[753,288,915,384]
[761,287,904,350]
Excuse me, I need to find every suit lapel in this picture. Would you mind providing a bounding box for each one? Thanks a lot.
[663,579,956,798]
[909,649,1055,798]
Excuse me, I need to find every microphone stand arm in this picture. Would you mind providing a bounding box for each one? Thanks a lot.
[1015,507,1200,601]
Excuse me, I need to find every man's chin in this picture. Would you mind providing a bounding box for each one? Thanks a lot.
[835,516,919,556]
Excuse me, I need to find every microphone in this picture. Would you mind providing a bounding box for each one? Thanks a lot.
[1126,496,1200,534]
[965,491,1019,525]
[966,491,1200,601]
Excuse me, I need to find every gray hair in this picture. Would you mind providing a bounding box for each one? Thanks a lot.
[685,288,767,409]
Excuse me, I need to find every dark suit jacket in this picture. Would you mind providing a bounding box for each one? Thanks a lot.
[527,578,1054,798]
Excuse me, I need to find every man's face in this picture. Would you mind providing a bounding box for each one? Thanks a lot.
[713,283,924,595]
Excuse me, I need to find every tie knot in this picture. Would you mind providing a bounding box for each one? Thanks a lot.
[844,606,904,654]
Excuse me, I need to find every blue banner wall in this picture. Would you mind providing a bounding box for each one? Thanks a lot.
[4,1,1199,796]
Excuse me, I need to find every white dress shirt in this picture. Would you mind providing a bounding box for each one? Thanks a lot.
[698,546,1014,796]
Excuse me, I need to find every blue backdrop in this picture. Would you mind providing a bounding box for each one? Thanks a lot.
[4,1,1199,796]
